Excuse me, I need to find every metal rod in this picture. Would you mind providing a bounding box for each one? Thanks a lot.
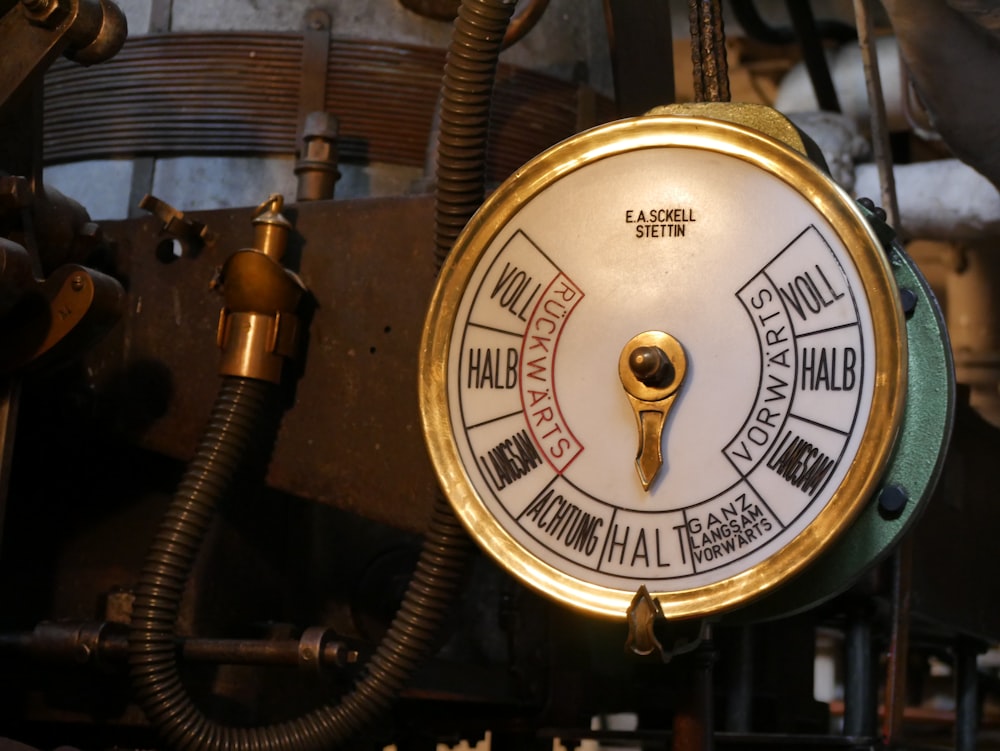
[128,0,164,224]
[882,536,913,748]
[843,606,876,740]
[955,637,982,751]
[852,0,900,228]
[0,378,21,557]
[723,626,753,733]
[0,623,358,668]
[673,629,716,751]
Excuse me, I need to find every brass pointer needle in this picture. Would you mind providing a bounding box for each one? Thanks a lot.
[619,332,687,491]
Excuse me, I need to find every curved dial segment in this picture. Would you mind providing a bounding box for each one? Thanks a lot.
[420,115,906,620]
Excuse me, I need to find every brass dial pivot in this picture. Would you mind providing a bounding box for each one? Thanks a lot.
[618,331,687,491]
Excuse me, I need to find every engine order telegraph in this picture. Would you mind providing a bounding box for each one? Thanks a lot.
[420,106,948,621]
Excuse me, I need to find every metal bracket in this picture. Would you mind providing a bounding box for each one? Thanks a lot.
[139,193,216,254]
[0,262,125,375]
[298,8,331,141]
[625,586,710,663]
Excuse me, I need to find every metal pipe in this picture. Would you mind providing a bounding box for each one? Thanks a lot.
[775,37,906,132]
[882,537,913,747]
[955,638,983,751]
[852,0,899,228]
[0,623,358,668]
[295,111,340,202]
[843,606,876,740]
[723,626,753,733]
[853,160,1000,241]
[672,632,716,751]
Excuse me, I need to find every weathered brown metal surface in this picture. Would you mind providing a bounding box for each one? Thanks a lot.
[93,195,439,533]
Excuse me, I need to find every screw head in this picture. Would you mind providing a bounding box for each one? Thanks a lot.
[21,0,65,26]
[629,346,674,387]
[302,111,339,140]
[71,274,85,292]
[858,197,887,222]
[878,484,908,519]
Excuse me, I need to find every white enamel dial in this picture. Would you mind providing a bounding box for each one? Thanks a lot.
[420,114,906,619]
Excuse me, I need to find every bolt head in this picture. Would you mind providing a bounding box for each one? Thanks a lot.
[878,484,908,519]
[857,196,887,221]
[304,8,330,30]
[304,140,334,161]
[0,176,32,210]
[22,0,65,26]
[302,111,339,140]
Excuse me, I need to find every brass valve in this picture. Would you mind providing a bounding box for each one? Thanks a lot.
[215,195,307,384]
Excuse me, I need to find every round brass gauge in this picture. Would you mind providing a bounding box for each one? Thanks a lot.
[420,114,906,620]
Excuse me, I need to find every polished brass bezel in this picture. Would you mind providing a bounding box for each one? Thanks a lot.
[419,115,907,620]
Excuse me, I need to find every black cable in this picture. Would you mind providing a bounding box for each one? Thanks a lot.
[728,0,857,45]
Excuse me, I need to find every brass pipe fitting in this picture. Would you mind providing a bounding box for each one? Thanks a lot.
[294,111,341,202]
[215,195,306,384]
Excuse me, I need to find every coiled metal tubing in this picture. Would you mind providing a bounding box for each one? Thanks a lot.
[43,32,610,182]
[127,2,517,749]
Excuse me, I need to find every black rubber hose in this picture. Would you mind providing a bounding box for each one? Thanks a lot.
[128,2,515,749]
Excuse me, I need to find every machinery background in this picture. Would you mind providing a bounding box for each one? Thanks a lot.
[1,0,1000,749]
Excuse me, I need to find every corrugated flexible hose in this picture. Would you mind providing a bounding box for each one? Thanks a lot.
[127,1,516,749]
[435,0,518,267]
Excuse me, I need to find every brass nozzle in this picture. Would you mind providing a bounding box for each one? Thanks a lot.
[215,195,306,383]
[252,194,293,262]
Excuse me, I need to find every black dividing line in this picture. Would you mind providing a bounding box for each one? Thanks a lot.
[465,409,525,431]
[467,321,524,338]
[515,228,566,276]
[794,320,859,339]
[740,477,786,531]
[787,412,850,436]
[596,507,618,573]
[515,474,559,523]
